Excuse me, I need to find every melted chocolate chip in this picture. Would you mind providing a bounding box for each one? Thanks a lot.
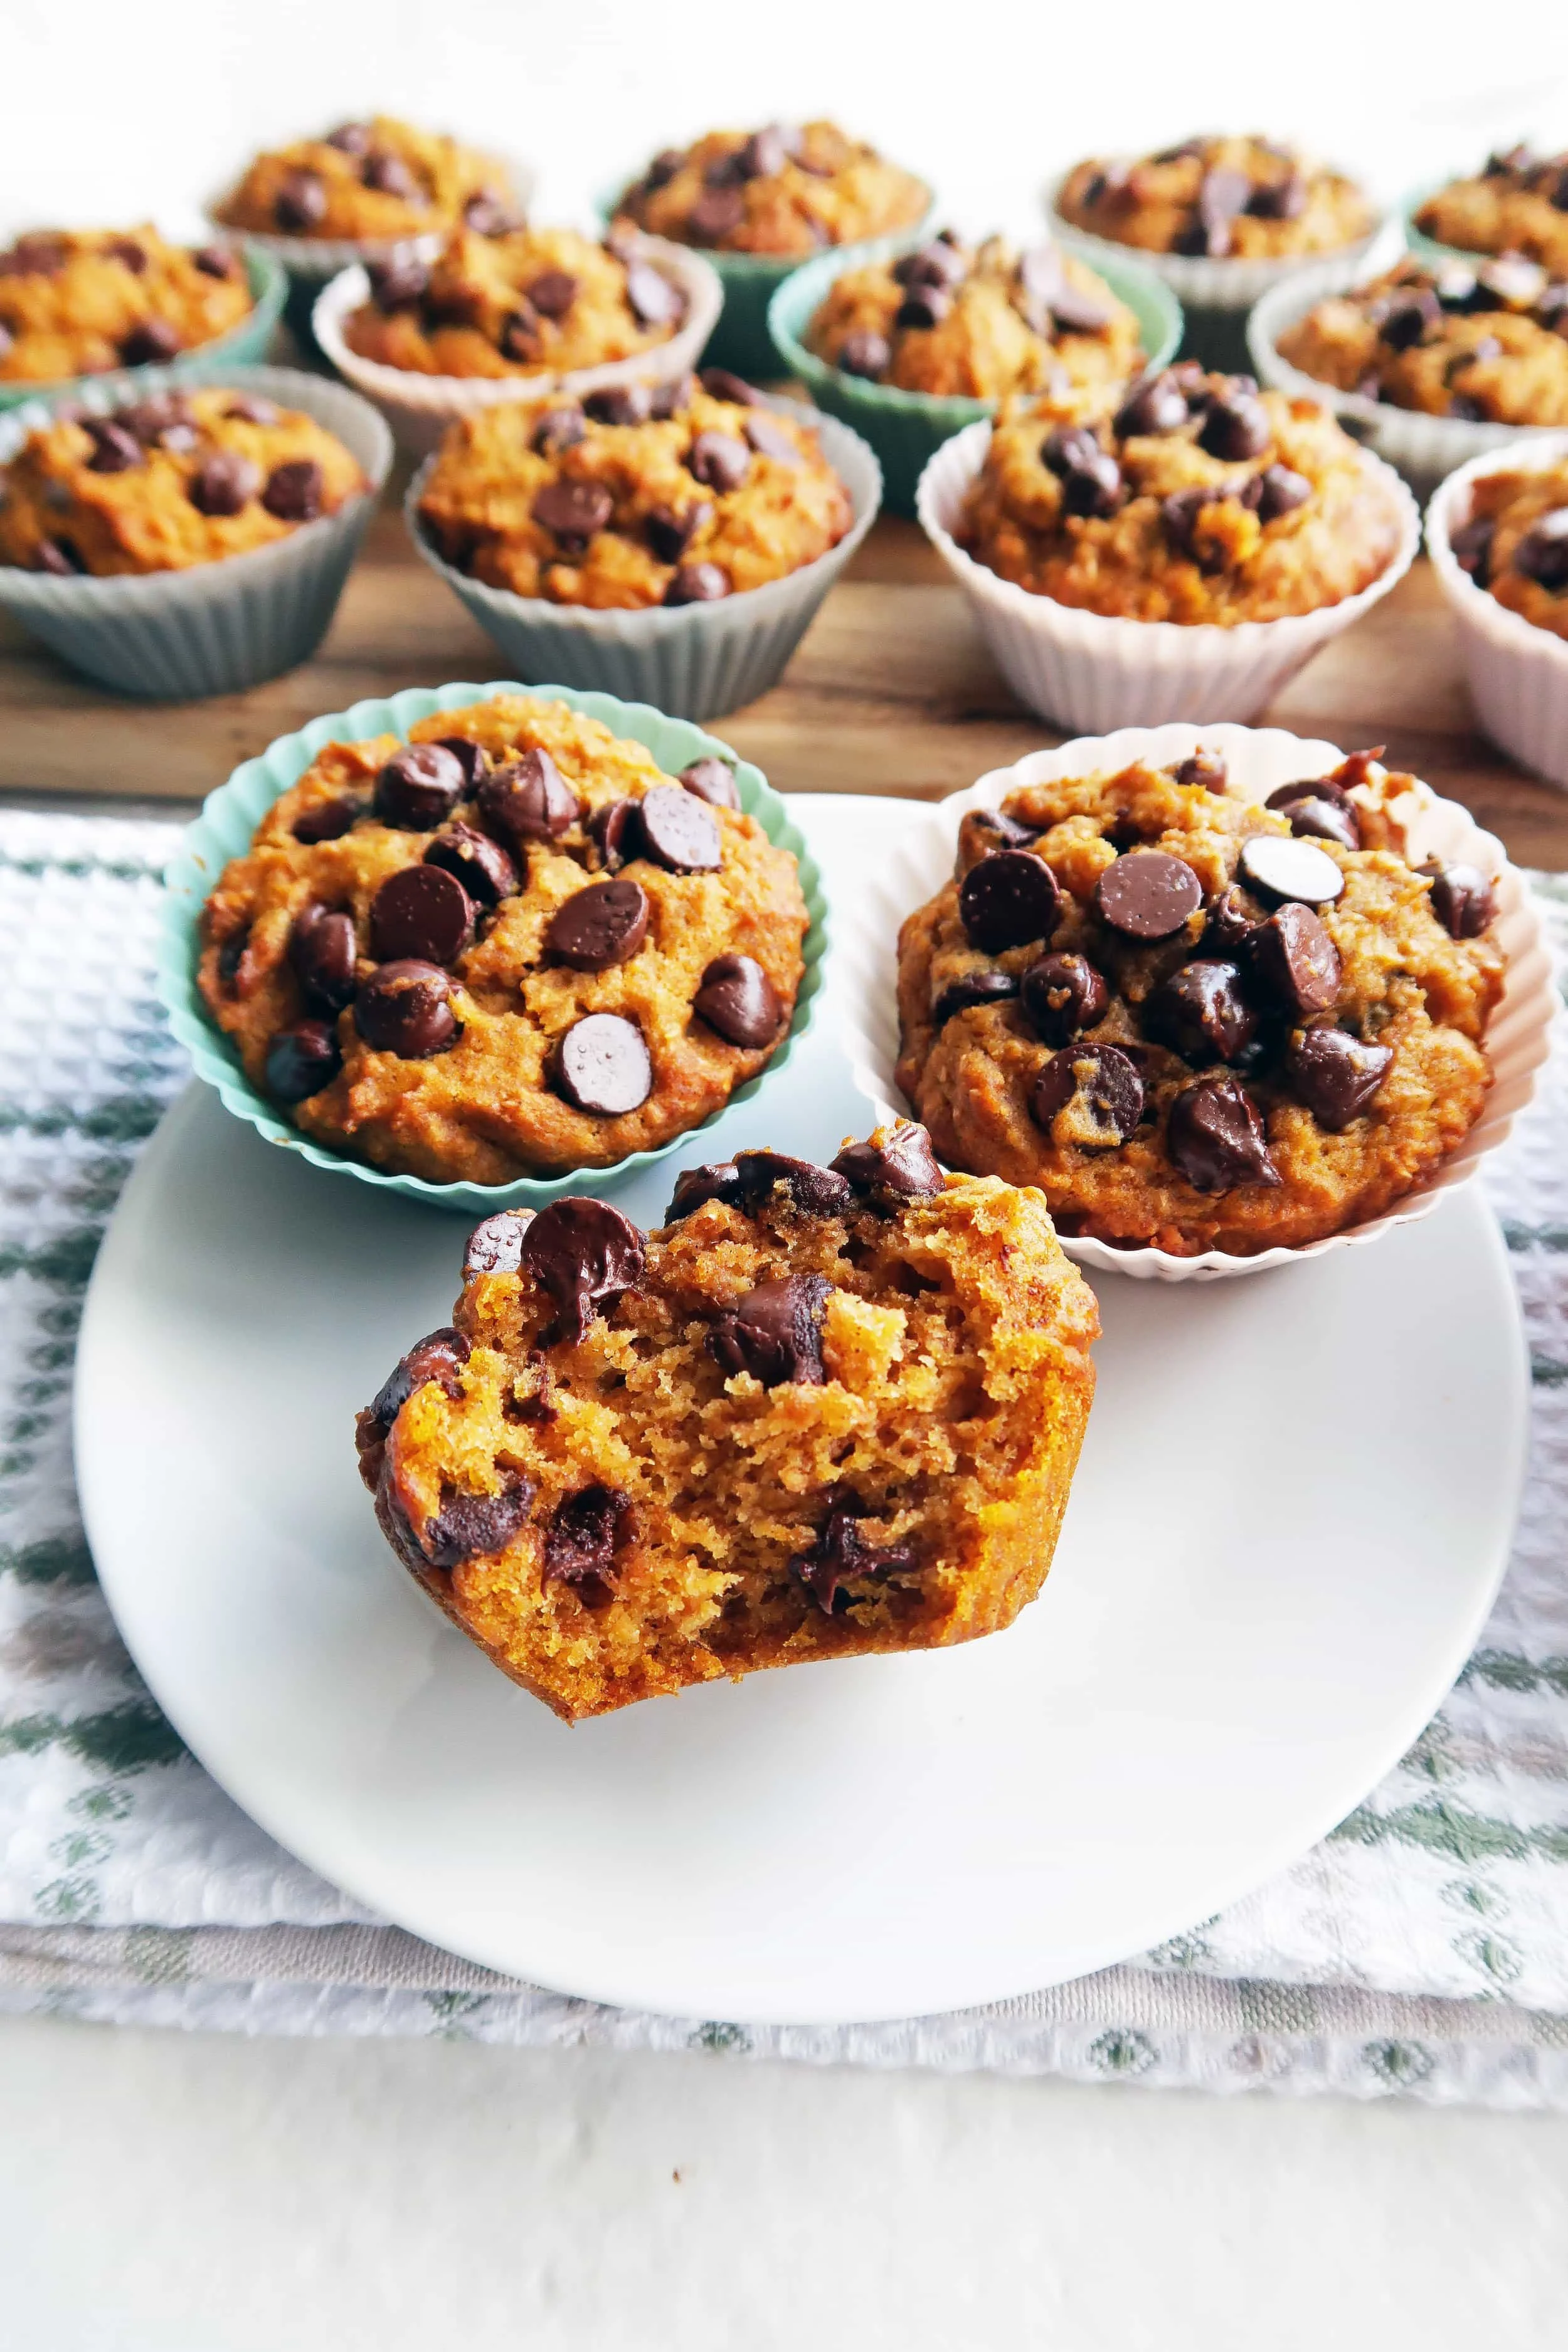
[1204,884,1264,953]
[289,904,357,1013]
[369,864,474,965]
[693,953,781,1047]
[664,561,730,604]
[679,756,740,808]
[1263,775,1355,815]
[543,1485,632,1591]
[1020,951,1110,1046]
[584,383,651,427]
[477,748,580,847]
[1147,958,1259,1064]
[1198,389,1271,461]
[839,329,891,377]
[1256,464,1313,523]
[699,368,763,405]
[464,1210,532,1279]
[958,849,1061,953]
[789,1503,916,1615]
[119,317,181,366]
[1172,748,1228,793]
[354,960,459,1056]
[1167,1074,1280,1192]
[555,1014,652,1115]
[532,477,613,549]
[188,452,259,517]
[932,970,1019,1025]
[423,1480,534,1571]
[830,1123,943,1201]
[262,460,324,524]
[292,795,363,845]
[710,1274,830,1387]
[423,822,516,908]
[368,1327,470,1435]
[664,1162,743,1221]
[374,742,467,831]
[638,783,721,871]
[588,798,638,871]
[1094,850,1203,941]
[547,878,650,971]
[646,500,711,561]
[1115,370,1192,438]
[1421,861,1496,938]
[265,1019,342,1103]
[1238,834,1345,906]
[1285,1028,1394,1130]
[1277,792,1361,852]
[1042,424,1122,517]
[367,250,430,310]
[1251,903,1342,1015]
[520,1197,646,1340]
[1033,1042,1144,1147]
[274,169,327,232]
[686,430,750,493]
[732,1150,853,1218]
[34,538,83,575]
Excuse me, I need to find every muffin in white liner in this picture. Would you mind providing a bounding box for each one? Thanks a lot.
[1428,433,1568,790]
[403,396,881,722]
[314,238,723,454]
[835,721,1554,1281]
[916,420,1420,733]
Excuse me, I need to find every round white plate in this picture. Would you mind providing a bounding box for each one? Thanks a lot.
[75,797,1528,2025]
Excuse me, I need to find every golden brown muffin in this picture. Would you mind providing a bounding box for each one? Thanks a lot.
[198,695,810,1185]
[1277,256,1568,425]
[1058,135,1374,262]
[0,388,366,576]
[958,368,1401,624]
[894,750,1506,1258]
[1449,461,1568,642]
[614,120,928,258]
[1415,147,1568,279]
[805,232,1143,405]
[213,115,517,243]
[416,374,853,608]
[0,227,252,384]
[354,1123,1099,1720]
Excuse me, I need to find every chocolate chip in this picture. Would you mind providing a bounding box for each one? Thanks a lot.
[290,905,357,1013]
[1514,509,1568,591]
[1284,1028,1394,1130]
[555,1013,652,1115]
[1019,951,1110,1046]
[1449,391,1488,421]
[543,1485,632,1591]
[644,148,685,191]
[34,538,83,575]
[1041,425,1122,517]
[292,795,363,844]
[354,960,459,1056]
[958,849,1061,952]
[223,395,279,426]
[1033,1042,1144,1147]
[523,268,578,320]
[532,406,585,455]
[1247,171,1306,221]
[625,260,681,327]
[422,1479,533,1571]
[1094,849,1202,941]
[0,322,14,361]
[501,306,543,363]
[744,415,800,465]
[679,756,739,808]
[1114,371,1192,437]
[265,1019,342,1103]
[686,431,750,494]
[1193,165,1252,255]
[368,1327,470,1434]
[638,783,721,871]
[1019,243,1110,334]
[699,368,763,405]
[0,234,67,277]
[326,121,373,155]
[690,186,744,243]
[932,970,1019,1025]
[1162,485,1224,564]
[360,150,416,199]
[532,478,613,548]
[732,1150,853,1218]
[1167,1074,1279,1192]
[192,243,236,278]
[367,247,430,309]
[374,741,467,831]
[1238,835,1344,906]
[789,1503,916,1616]
[462,193,518,236]
[839,329,892,377]
[893,241,967,291]
[1263,775,1355,815]
[119,392,197,446]
[369,865,474,965]
[1421,861,1496,938]
[587,798,637,870]
[1205,883,1264,953]
[1172,748,1229,792]
[830,1123,943,1201]
[262,460,324,523]
[649,374,696,419]
[520,1197,646,1340]
[961,807,1044,859]
[83,420,141,474]
[546,878,650,971]
[1198,389,1270,462]
[275,169,327,232]
[188,452,260,517]
[896,282,951,331]
[476,748,580,847]
[1251,903,1342,1015]
[464,1210,532,1279]
[711,1274,830,1387]
[738,125,793,179]
[1256,464,1312,523]
[119,317,181,366]
[1147,958,1259,1064]
[692,953,781,1046]
[424,822,517,908]
[664,561,730,605]
[665,1161,742,1221]
[1276,793,1361,853]
[584,383,651,426]
[1379,288,1440,350]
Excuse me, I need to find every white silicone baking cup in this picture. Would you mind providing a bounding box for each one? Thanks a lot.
[916,420,1421,733]
[1427,433,1568,791]
[835,721,1554,1281]
[204,159,538,288]
[1044,171,1387,315]
[313,236,723,454]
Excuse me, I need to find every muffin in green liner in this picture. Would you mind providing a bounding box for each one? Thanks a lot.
[0,246,286,413]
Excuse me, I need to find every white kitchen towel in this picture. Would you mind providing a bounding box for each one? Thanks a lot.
[3,807,1566,2107]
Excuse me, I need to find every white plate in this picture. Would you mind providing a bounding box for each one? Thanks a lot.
[75,796,1528,2025]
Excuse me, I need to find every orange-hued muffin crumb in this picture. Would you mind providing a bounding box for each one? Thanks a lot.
[1057,135,1373,261]
[1454,460,1568,642]
[1278,257,1568,425]
[0,226,252,384]
[615,120,928,257]
[214,115,517,243]
[1416,147,1568,278]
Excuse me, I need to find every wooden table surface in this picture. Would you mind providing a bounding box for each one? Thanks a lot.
[6,472,1568,869]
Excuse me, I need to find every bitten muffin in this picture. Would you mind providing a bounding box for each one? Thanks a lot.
[613,120,928,258]
[342,225,688,380]
[894,750,1506,1257]
[1415,147,1568,279]
[416,371,853,608]
[197,695,809,1184]
[1277,256,1568,424]
[958,368,1401,623]
[805,232,1143,405]
[1057,135,1374,261]
[355,1122,1099,1720]
[0,388,366,576]
[1449,461,1568,642]
[0,228,252,384]
[214,115,518,243]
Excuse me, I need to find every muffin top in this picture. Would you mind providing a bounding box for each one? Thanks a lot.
[1450,461,1568,642]
[0,227,252,384]
[1276,256,1568,425]
[1057,135,1374,262]
[805,233,1144,405]
[894,750,1506,1258]
[958,368,1401,624]
[213,115,517,243]
[342,225,689,379]
[613,120,928,258]
[196,694,810,1187]
[1416,147,1568,279]
[0,387,366,578]
[416,369,854,609]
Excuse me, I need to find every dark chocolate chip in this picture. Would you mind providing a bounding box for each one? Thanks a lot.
[289,904,357,1013]
[699,368,763,405]
[624,260,681,327]
[1251,903,1342,1015]
[223,395,279,425]
[1094,850,1203,941]
[476,748,580,847]
[664,561,730,604]
[686,430,750,493]
[587,798,637,870]
[1197,165,1252,252]
[119,392,197,447]
[262,460,324,524]
[361,151,417,199]
[422,1479,533,1571]
[1513,509,1568,591]
[1421,861,1496,938]
[692,953,781,1046]
[192,243,237,278]
[1032,1042,1144,1146]
[689,186,745,243]
[1263,774,1356,814]
[736,125,793,179]
[526,268,578,320]
[789,1503,916,1616]
[368,1327,470,1435]
[648,373,696,418]
[679,756,740,808]
[839,329,891,378]
[543,1485,632,1591]
[546,878,650,970]
[34,538,83,575]
[326,121,373,155]
[188,452,260,517]
[464,1210,532,1279]
[584,383,651,426]
[555,1013,652,1115]
[433,733,489,787]
[1020,951,1110,1046]
[83,420,142,474]
[265,1019,342,1103]
[1205,882,1265,952]
[732,1150,853,1217]
[462,193,519,236]
[1238,834,1345,906]
[292,795,363,844]
[896,282,951,331]
[1197,389,1270,461]
[1378,289,1441,349]
[520,1196,647,1340]
[1042,424,1122,517]
[119,316,181,366]
[369,864,474,965]
[1147,958,1259,1065]
[1278,792,1361,852]
[274,169,327,232]
[893,241,966,291]
[1114,370,1192,438]
[644,148,685,191]
[961,807,1044,857]
[932,970,1019,1025]
[1247,171,1307,221]
[665,1161,743,1221]
[744,415,800,464]
[710,1274,830,1387]
[638,783,721,871]
[646,499,710,561]
[532,405,585,455]
[1256,464,1313,523]
[830,1123,943,1200]
[354,960,459,1056]
[1167,1074,1280,1192]
[425,822,517,907]
[374,741,467,831]
[1284,1028,1394,1130]
[501,306,543,363]
[1172,748,1229,792]
[367,249,430,309]
[958,848,1061,953]
[532,477,613,548]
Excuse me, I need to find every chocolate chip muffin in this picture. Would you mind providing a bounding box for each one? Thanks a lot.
[894,751,1506,1258]
[805,233,1143,405]
[613,121,928,258]
[1449,460,1568,642]
[0,387,366,576]
[213,115,518,245]
[0,228,253,385]
[1277,257,1568,425]
[416,371,853,608]
[355,1123,1099,1719]
[958,368,1401,623]
[1415,147,1568,280]
[197,695,809,1184]
[1057,136,1374,262]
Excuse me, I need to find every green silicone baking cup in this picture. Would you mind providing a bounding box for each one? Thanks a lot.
[767,241,1184,516]
[0,247,287,414]
[157,680,829,1214]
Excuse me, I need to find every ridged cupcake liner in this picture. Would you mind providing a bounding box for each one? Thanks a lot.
[314,237,724,455]
[915,418,1421,732]
[0,247,287,416]
[156,679,829,1212]
[0,363,391,699]
[834,720,1554,1281]
[765,236,1182,518]
[1427,434,1568,790]
[405,396,882,721]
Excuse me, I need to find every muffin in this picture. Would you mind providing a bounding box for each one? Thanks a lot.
[1414,147,1568,279]
[0,226,253,385]
[0,385,367,576]
[213,115,518,245]
[613,120,928,258]
[1057,135,1374,263]
[416,371,854,609]
[894,748,1506,1258]
[355,1123,1099,1720]
[196,693,810,1184]
[1449,458,1568,640]
[1276,255,1568,425]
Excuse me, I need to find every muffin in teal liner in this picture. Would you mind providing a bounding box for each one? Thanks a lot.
[0,245,285,413]
[157,680,829,1212]
[1404,152,1568,277]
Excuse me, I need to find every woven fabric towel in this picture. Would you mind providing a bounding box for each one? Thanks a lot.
[3,808,1566,2107]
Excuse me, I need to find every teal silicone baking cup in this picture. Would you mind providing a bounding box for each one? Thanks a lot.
[1400,181,1488,269]
[157,679,829,1212]
[0,246,286,414]
[767,240,1183,516]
